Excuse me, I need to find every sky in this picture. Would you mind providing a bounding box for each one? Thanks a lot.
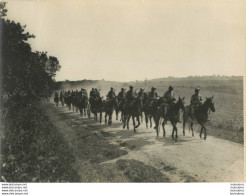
[5,0,246,81]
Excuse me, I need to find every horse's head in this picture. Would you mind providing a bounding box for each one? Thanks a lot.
[205,95,215,112]
[177,97,185,111]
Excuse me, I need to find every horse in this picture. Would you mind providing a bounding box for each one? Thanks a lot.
[64,92,72,110]
[78,93,89,117]
[60,93,64,107]
[143,97,163,128]
[140,92,148,122]
[115,97,126,122]
[183,96,215,140]
[123,97,143,132]
[90,96,103,121]
[100,97,118,125]
[154,97,185,139]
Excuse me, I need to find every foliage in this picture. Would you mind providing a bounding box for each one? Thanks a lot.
[0,2,60,102]
[0,3,77,182]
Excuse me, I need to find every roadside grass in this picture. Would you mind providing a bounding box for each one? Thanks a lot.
[1,98,80,182]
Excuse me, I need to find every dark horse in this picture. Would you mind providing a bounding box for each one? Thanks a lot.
[123,97,143,132]
[78,94,89,117]
[183,96,215,140]
[115,97,126,122]
[154,97,185,139]
[90,96,103,121]
[143,98,163,128]
[101,97,118,125]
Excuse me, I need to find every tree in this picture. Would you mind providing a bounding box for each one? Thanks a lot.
[0,2,61,102]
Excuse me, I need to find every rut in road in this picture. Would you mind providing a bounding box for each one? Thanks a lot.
[46,103,244,182]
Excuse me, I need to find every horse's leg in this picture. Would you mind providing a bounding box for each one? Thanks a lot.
[150,116,152,128]
[116,110,118,120]
[123,113,126,129]
[141,112,143,123]
[162,119,166,138]
[204,127,207,140]
[127,115,130,130]
[153,116,159,137]
[199,124,203,139]
[175,122,178,139]
[145,113,148,128]
[135,116,140,128]
[109,113,112,125]
[182,116,186,136]
[172,126,174,139]
[122,112,125,124]
[190,122,194,137]
[201,123,207,140]
[171,121,175,139]
[105,113,107,124]
[132,115,136,132]
[87,107,90,118]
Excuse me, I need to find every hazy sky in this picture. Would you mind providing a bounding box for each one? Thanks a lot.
[5,0,246,81]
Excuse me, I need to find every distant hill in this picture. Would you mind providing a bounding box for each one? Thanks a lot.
[55,75,243,95]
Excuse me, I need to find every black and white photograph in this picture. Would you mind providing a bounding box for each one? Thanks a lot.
[0,0,245,192]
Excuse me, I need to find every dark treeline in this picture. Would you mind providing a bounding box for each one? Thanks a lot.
[0,3,79,182]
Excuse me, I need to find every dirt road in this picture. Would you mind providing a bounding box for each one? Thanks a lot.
[46,103,244,182]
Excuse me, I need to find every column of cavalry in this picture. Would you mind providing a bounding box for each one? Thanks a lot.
[54,86,215,140]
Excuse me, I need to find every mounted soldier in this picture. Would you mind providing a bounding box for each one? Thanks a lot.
[190,88,203,115]
[162,86,176,115]
[90,88,96,99]
[59,90,64,106]
[107,87,116,100]
[126,85,136,102]
[137,88,145,99]
[148,87,158,99]
[95,88,101,99]
[145,87,158,106]
[118,88,126,101]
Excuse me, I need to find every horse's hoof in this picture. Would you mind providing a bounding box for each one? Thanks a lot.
[192,133,194,137]
[204,137,206,140]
